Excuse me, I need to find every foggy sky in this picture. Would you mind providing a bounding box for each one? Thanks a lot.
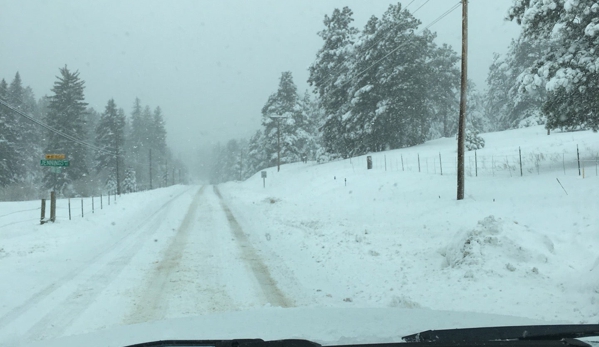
[0,0,519,164]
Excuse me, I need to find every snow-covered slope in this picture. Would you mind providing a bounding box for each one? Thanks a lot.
[219,125,599,323]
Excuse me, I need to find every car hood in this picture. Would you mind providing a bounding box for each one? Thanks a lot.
[24,307,557,347]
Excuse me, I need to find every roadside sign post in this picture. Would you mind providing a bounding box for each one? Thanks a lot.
[261,171,267,188]
[41,154,68,195]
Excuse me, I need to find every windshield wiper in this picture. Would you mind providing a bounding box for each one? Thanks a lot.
[402,324,599,343]
[124,325,599,347]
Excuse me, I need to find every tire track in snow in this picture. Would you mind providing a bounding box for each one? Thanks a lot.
[125,186,209,324]
[213,186,293,308]
[0,186,193,342]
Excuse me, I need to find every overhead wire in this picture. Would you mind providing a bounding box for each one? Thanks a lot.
[310,0,432,91]
[318,1,461,91]
[412,0,431,14]
[0,98,118,157]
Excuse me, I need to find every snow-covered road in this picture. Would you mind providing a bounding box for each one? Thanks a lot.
[0,185,293,346]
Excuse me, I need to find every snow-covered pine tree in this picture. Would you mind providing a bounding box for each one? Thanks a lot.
[261,72,308,166]
[484,37,547,130]
[0,78,21,188]
[426,44,461,138]
[122,167,137,193]
[127,99,150,187]
[42,66,89,195]
[509,0,598,131]
[95,99,125,194]
[345,3,439,153]
[308,7,358,159]
[245,129,267,177]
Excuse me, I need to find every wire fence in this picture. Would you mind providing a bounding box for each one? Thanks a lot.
[341,145,599,179]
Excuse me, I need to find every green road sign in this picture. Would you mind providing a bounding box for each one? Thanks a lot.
[40,159,70,167]
[50,167,61,173]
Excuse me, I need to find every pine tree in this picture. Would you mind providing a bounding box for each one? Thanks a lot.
[509,0,599,131]
[484,37,547,130]
[122,167,137,193]
[427,44,461,138]
[308,7,358,158]
[261,72,309,167]
[95,99,126,194]
[246,129,267,177]
[0,78,21,187]
[42,66,89,194]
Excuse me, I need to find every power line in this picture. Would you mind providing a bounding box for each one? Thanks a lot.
[310,0,439,92]
[0,99,117,156]
[320,1,461,91]
[405,0,419,10]
[412,0,431,14]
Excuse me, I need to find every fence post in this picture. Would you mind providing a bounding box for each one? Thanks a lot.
[50,191,56,223]
[81,198,84,217]
[401,155,404,171]
[418,154,421,173]
[577,145,581,176]
[384,155,387,171]
[101,194,103,209]
[92,196,94,213]
[519,147,523,177]
[439,153,443,176]
[40,199,46,224]
[68,198,71,220]
[108,191,110,206]
[563,153,566,175]
[475,151,478,177]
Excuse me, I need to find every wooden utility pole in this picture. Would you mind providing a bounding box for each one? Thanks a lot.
[269,115,288,172]
[457,0,468,200]
[149,148,153,190]
[277,119,281,172]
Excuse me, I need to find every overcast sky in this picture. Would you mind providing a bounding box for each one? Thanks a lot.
[0,0,520,162]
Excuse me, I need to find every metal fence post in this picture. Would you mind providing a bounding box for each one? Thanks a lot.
[519,147,523,177]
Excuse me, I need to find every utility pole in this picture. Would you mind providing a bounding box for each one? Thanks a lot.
[115,135,121,196]
[149,148,153,190]
[269,115,288,172]
[457,0,468,201]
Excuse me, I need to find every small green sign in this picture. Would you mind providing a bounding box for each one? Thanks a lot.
[51,167,61,173]
[41,159,70,167]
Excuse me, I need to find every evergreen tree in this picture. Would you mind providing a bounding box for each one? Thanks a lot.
[122,167,137,193]
[0,78,21,187]
[42,66,89,194]
[261,72,309,166]
[245,129,267,177]
[95,99,126,194]
[127,99,150,187]
[427,44,461,138]
[343,4,448,154]
[150,106,167,186]
[484,37,547,130]
[308,7,358,158]
[509,0,599,131]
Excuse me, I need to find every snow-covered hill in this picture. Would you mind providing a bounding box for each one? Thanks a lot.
[219,125,599,323]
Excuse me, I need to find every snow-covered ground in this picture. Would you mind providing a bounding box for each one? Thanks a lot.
[0,125,598,347]
[218,125,599,323]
